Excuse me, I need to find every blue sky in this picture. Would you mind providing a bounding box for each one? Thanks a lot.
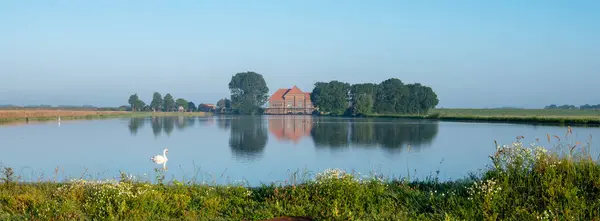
[1,0,598,108]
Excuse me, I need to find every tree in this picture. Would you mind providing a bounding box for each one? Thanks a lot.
[163,93,175,112]
[228,71,269,115]
[374,78,409,114]
[150,92,163,111]
[217,98,232,110]
[351,93,374,116]
[175,98,188,111]
[187,102,197,112]
[128,94,140,112]
[350,83,378,114]
[310,81,351,115]
[136,100,147,112]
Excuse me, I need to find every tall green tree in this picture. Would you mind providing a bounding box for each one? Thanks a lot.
[350,83,378,114]
[128,94,140,112]
[150,92,163,111]
[136,100,147,112]
[351,93,374,116]
[311,81,351,115]
[228,71,269,115]
[374,78,409,114]
[163,93,175,112]
[187,102,197,112]
[176,98,188,111]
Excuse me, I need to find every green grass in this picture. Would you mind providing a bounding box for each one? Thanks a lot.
[367,108,600,126]
[1,128,599,220]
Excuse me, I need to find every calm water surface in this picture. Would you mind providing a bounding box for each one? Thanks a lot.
[1,115,598,186]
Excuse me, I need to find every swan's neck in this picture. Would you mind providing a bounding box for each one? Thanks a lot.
[163,150,168,158]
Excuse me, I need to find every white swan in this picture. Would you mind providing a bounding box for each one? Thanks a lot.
[151,148,168,164]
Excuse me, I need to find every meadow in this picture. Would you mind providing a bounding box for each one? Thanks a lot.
[370,108,600,125]
[0,128,599,220]
[0,110,212,124]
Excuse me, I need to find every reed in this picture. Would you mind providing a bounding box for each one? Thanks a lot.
[0,110,212,124]
[0,128,598,220]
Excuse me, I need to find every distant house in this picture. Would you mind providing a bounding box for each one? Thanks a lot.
[178,106,184,112]
[198,103,216,112]
[264,86,315,115]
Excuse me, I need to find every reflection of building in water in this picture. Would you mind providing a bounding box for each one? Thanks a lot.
[268,116,312,143]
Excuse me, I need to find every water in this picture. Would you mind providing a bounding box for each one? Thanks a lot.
[1,115,598,186]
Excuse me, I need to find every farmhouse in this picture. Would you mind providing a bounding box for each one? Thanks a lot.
[264,86,315,115]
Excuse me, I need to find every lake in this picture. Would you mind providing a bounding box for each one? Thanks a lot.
[1,115,598,186]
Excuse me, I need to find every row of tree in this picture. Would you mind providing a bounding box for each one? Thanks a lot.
[124,71,440,115]
[127,92,217,112]
[544,104,600,110]
[311,78,439,116]
[222,71,440,116]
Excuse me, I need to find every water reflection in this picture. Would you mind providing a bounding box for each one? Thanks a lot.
[228,117,268,161]
[216,116,232,130]
[128,118,146,135]
[128,116,438,155]
[311,118,439,150]
[268,116,312,143]
[127,116,207,137]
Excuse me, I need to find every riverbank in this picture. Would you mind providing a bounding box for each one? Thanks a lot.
[0,110,212,124]
[367,108,600,126]
[1,130,598,220]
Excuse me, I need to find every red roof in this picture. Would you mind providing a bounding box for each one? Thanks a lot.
[269,89,289,101]
[287,86,304,94]
[269,86,311,101]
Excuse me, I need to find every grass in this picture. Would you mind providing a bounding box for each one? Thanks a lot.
[367,108,600,126]
[0,110,212,124]
[1,128,599,220]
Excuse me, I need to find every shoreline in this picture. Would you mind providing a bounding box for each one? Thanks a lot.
[3,108,600,127]
[365,114,600,126]
[0,110,212,124]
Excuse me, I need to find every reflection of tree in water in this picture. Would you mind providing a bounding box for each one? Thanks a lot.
[175,116,187,131]
[128,117,145,135]
[186,117,197,128]
[151,117,162,137]
[229,116,268,161]
[162,117,175,135]
[310,119,350,148]
[216,116,232,130]
[148,116,195,137]
[310,118,438,150]
[371,120,438,149]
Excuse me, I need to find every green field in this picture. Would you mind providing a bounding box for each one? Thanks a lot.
[1,129,599,220]
[369,108,600,125]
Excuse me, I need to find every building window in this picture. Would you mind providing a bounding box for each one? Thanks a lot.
[286,101,293,108]
[297,101,303,108]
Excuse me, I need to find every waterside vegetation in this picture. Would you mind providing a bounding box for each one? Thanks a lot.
[0,110,211,124]
[369,108,600,126]
[1,129,599,220]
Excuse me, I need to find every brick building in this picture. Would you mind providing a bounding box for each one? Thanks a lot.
[264,86,315,115]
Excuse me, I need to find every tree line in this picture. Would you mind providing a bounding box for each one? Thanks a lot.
[310,78,439,116]
[123,71,439,116]
[222,71,439,116]
[127,92,216,112]
[544,104,600,110]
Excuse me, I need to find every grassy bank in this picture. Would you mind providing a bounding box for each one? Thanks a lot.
[367,108,600,126]
[1,129,599,220]
[0,110,212,124]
